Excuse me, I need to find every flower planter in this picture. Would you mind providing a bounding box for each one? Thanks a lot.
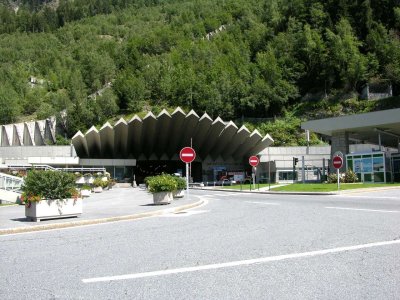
[93,186,103,193]
[153,191,173,205]
[84,176,94,184]
[75,177,85,184]
[25,198,82,222]
[173,189,185,198]
[81,189,91,197]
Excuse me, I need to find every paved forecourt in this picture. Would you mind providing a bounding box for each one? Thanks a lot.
[0,187,202,232]
[0,188,399,299]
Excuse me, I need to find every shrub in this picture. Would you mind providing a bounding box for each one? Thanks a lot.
[144,176,153,187]
[344,169,358,183]
[101,179,109,188]
[147,174,177,193]
[22,170,77,201]
[81,184,91,190]
[174,176,187,190]
[327,173,341,183]
[93,177,103,187]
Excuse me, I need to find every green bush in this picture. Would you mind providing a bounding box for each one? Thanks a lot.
[101,179,109,189]
[93,177,103,187]
[327,173,341,183]
[174,176,187,190]
[147,174,177,193]
[22,170,77,200]
[144,176,153,187]
[81,184,92,190]
[344,169,358,183]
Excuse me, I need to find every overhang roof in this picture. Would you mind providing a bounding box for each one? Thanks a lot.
[72,107,273,160]
[302,108,400,147]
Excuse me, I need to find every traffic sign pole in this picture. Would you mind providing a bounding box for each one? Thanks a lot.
[332,155,343,192]
[337,167,340,191]
[180,147,196,199]
[248,156,259,191]
[253,166,256,190]
[186,162,189,199]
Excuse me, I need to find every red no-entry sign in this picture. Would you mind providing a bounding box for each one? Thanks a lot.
[332,156,343,169]
[180,147,196,163]
[249,156,259,167]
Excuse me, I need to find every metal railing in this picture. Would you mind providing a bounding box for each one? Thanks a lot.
[5,165,106,174]
[0,172,24,192]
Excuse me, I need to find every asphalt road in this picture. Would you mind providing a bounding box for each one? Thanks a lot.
[1,189,399,299]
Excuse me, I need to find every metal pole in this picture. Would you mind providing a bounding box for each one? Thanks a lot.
[378,133,382,151]
[186,163,189,199]
[268,147,271,191]
[337,168,340,191]
[302,156,305,184]
[190,138,192,183]
[253,166,256,190]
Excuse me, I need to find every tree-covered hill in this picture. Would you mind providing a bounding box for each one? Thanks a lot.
[0,0,400,138]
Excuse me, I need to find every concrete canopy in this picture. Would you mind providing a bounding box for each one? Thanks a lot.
[302,108,400,148]
[72,107,274,160]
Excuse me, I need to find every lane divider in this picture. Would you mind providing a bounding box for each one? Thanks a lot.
[326,206,400,213]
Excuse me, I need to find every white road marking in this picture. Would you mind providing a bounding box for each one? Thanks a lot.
[245,201,280,206]
[203,193,239,197]
[336,195,400,200]
[82,239,400,283]
[326,207,400,213]
[161,210,209,218]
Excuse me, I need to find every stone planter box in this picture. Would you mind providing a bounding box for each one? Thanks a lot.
[75,177,85,184]
[173,189,185,198]
[81,189,91,197]
[153,191,173,205]
[93,186,103,193]
[25,198,82,222]
[84,176,94,184]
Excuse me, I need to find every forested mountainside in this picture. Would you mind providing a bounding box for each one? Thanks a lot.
[0,0,400,141]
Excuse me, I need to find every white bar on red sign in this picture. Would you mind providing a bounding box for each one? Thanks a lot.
[182,154,194,157]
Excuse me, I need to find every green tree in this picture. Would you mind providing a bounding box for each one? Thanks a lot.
[0,84,21,124]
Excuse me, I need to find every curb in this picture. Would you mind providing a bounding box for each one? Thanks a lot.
[191,187,337,196]
[192,186,400,196]
[0,199,204,236]
[338,186,400,194]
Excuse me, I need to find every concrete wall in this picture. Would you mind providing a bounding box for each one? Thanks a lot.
[0,145,76,160]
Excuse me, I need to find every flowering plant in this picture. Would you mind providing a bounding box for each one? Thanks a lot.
[20,192,41,204]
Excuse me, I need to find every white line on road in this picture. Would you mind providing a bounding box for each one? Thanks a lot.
[245,201,280,206]
[326,207,400,213]
[331,195,400,200]
[82,239,400,283]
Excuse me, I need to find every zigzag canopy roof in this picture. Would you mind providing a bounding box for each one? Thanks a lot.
[72,108,273,160]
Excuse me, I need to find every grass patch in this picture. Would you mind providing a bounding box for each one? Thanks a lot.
[220,183,277,190]
[272,183,400,192]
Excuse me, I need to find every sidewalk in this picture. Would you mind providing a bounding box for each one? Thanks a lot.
[0,187,203,235]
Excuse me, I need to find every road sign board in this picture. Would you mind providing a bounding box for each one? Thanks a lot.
[332,156,343,169]
[180,147,196,163]
[249,156,259,167]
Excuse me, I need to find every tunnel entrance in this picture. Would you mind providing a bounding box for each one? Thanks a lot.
[134,160,202,183]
